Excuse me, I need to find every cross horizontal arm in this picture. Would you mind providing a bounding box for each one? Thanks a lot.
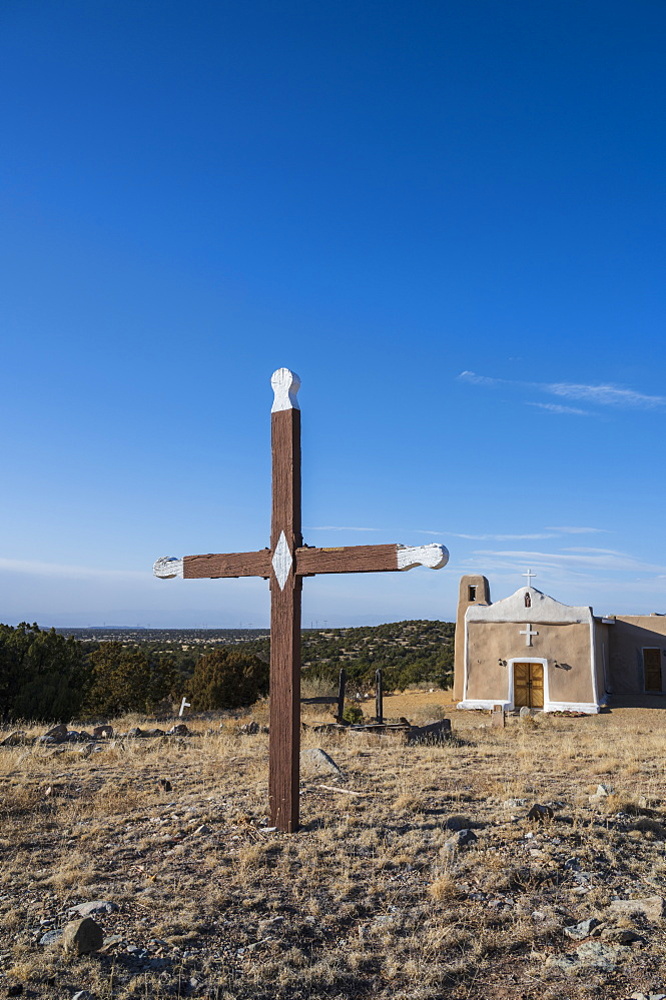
[295,542,448,576]
[153,551,272,580]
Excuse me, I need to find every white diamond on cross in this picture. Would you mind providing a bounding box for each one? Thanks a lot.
[523,568,537,587]
[520,624,538,647]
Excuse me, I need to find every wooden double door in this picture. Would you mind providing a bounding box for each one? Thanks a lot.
[514,662,544,709]
[643,648,663,693]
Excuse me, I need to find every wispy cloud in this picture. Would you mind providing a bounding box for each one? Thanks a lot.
[472,548,666,575]
[458,371,666,412]
[527,402,592,417]
[546,526,608,535]
[449,532,555,541]
[0,557,146,581]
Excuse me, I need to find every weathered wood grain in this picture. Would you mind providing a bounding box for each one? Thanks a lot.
[295,544,399,575]
[183,551,272,579]
[269,406,303,832]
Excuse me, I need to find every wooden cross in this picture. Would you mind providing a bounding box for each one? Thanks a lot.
[519,624,539,647]
[154,368,448,833]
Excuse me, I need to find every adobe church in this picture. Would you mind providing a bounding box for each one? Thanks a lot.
[454,573,666,713]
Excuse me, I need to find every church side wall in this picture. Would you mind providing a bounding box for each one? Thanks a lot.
[608,617,666,695]
[465,621,594,708]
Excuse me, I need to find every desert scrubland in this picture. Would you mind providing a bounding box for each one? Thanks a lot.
[2,695,666,999]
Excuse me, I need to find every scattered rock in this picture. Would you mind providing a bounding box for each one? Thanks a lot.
[147,728,166,737]
[67,900,118,919]
[167,724,188,736]
[0,731,27,747]
[608,896,665,922]
[39,928,64,946]
[62,917,104,956]
[93,724,113,738]
[601,927,643,944]
[563,917,602,940]
[71,993,94,1000]
[527,803,554,822]
[442,829,478,853]
[239,722,260,735]
[547,940,619,973]
[126,728,147,738]
[158,778,172,792]
[44,723,69,741]
[301,747,343,776]
[503,798,527,809]
[443,815,472,831]
[194,824,211,836]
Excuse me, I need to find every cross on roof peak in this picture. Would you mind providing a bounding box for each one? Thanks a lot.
[523,568,537,587]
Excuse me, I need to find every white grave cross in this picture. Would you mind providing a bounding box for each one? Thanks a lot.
[520,624,539,647]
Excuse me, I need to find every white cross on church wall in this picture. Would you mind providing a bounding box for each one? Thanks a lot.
[520,624,539,647]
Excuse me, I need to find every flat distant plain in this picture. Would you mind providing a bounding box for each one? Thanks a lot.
[2,693,666,998]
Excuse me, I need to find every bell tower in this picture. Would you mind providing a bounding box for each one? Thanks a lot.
[453,575,491,702]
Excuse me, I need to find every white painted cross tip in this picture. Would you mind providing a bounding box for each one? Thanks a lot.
[271,368,301,412]
[153,556,184,579]
[396,544,449,571]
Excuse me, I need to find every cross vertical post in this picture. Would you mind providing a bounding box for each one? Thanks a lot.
[269,369,303,832]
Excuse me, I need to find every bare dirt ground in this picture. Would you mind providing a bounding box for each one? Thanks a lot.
[2,693,666,999]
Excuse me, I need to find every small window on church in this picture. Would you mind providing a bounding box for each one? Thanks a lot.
[525,592,531,608]
[468,585,477,601]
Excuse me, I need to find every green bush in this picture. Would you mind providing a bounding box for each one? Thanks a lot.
[0,623,87,723]
[84,642,178,717]
[186,648,269,710]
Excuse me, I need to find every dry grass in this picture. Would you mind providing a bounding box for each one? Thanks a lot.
[2,698,666,997]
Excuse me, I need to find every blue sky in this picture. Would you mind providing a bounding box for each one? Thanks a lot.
[2,1,665,626]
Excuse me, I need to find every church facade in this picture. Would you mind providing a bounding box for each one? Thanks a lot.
[454,574,666,713]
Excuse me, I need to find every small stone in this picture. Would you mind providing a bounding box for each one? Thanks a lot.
[576,940,619,971]
[44,723,68,741]
[601,927,642,944]
[608,896,665,923]
[39,928,64,946]
[564,918,602,940]
[62,917,104,956]
[442,828,477,853]
[527,803,554,822]
[67,900,118,919]
[102,934,123,947]
[72,992,94,1000]
[194,824,211,836]
[126,728,146,738]
[503,798,527,809]
[595,783,611,796]
[167,724,188,736]
[92,725,113,738]
[1,731,26,747]
[519,706,533,719]
[239,721,260,735]
[158,778,172,792]
[301,748,343,776]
